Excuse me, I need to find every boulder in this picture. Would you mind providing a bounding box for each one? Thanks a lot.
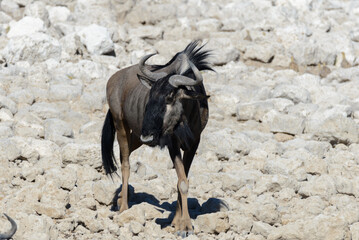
[35,181,68,219]
[271,84,311,104]
[237,101,274,122]
[7,16,45,38]
[30,102,61,120]
[8,89,35,105]
[44,118,73,139]
[47,6,71,24]
[298,175,336,199]
[196,18,222,32]
[263,110,305,135]
[2,33,61,63]
[252,221,275,238]
[206,38,240,65]
[128,26,163,40]
[77,24,114,55]
[243,42,275,63]
[305,113,359,144]
[0,95,17,114]
[23,1,49,24]
[0,138,20,163]
[113,204,146,227]
[194,212,230,234]
[0,108,13,122]
[48,82,83,102]
[92,180,117,205]
[62,143,101,168]
[76,208,104,233]
[14,213,57,240]
[14,110,44,138]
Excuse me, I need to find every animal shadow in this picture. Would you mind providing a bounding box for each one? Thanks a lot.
[111,185,229,229]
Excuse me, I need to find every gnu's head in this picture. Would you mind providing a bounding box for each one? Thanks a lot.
[138,54,207,147]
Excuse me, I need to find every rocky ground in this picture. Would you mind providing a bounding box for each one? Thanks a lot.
[0,0,359,239]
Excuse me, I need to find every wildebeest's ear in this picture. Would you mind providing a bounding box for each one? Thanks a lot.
[179,89,210,100]
[137,74,153,89]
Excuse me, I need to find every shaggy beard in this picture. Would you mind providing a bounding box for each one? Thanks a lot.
[159,121,194,151]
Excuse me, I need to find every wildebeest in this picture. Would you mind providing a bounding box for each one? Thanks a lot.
[0,214,17,240]
[101,41,212,236]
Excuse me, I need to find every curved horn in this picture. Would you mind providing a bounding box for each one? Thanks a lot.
[169,61,203,88]
[139,53,167,81]
[0,214,17,239]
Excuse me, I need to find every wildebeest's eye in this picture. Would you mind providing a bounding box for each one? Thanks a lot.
[165,92,176,104]
[165,96,173,104]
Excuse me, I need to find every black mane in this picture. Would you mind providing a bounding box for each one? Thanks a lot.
[152,40,213,72]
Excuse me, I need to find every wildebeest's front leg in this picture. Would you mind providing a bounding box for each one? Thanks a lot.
[168,140,193,236]
[115,120,131,213]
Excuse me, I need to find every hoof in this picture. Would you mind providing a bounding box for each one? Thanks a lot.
[175,230,194,238]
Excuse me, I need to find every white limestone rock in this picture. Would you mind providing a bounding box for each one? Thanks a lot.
[61,143,101,168]
[0,11,12,24]
[350,222,359,240]
[23,1,49,24]
[263,110,305,135]
[35,180,68,219]
[243,42,275,63]
[237,101,274,122]
[201,128,256,160]
[44,118,74,146]
[298,175,336,199]
[196,18,222,32]
[252,221,276,238]
[47,6,71,24]
[128,26,163,40]
[77,24,114,55]
[7,17,46,38]
[0,138,20,162]
[14,213,57,240]
[48,82,83,102]
[14,110,44,138]
[76,208,104,233]
[228,212,253,234]
[271,84,311,104]
[0,123,14,138]
[207,38,239,65]
[92,180,117,205]
[194,212,230,234]
[0,108,13,122]
[0,95,17,114]
[305,112,359,144]
[8,89,35,105]
[28,138,62,169]
[1,0,22,19]
[2,33,61,64]
[113,204,146,227]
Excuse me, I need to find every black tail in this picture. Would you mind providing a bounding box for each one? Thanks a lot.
[0,214,17,239]
[101,110,117,176]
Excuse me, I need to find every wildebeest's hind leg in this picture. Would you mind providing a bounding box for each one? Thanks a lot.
[169,139,199,236]
[115,120,131,213]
